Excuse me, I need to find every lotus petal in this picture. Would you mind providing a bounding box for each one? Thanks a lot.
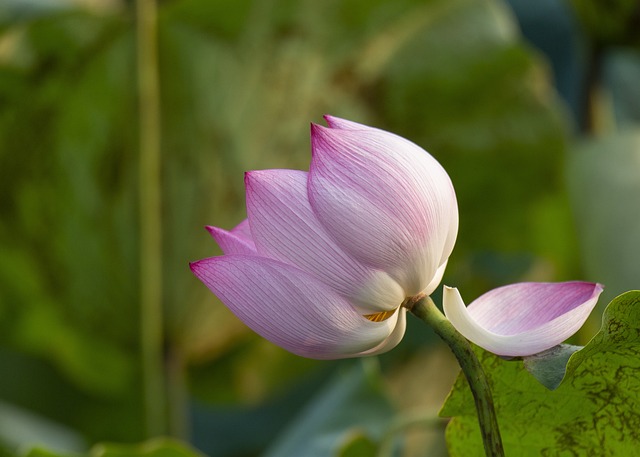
[206,222,257,255]
[358,308,407,356]
[245,168,405,313]
[443,282,604,357]
[190,255,399,359]
[424,261,448,297]
[230,219,254,244]
[308,120,457,296]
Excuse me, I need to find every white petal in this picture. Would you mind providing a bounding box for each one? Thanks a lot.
[423,260,448,296]
[357,308,407,356]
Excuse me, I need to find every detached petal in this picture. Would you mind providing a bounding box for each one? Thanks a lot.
[245,168,404,313]
[190,255,399,359]
[308,121,458,296]
[443,282,604,357]
[206,220,257,255]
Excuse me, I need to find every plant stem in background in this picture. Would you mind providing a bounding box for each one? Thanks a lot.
[167,345,190,439]
[408,296,505,457]
[136,0,165,437]
[581,44,604,134]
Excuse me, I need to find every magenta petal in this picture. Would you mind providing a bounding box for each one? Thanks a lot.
[206,223,257,255]
[308,122,458,296]
[230,219,254,243]
[323,115,370,130]
[190,255,399,359]
[444,282,604,357]
[245,169,404,312]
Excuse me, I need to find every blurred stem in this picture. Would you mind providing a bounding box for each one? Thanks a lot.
[167,345,190,439]
[581,44,604,134]
[408,296,504,457]
[136,0,165,437]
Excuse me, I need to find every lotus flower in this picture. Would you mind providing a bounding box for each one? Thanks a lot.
[443,281,604,357]
[191,115,458,359]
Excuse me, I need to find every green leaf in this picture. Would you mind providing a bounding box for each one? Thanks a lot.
[162,0,254,42]
[0,0,575,449]
[522,344,582,391]
[603,50,640,125]
[0,7,138,400]
[336,432,378,457]
[90,438,205,457]
[0,401,85,455]
[372,0,570,291]
[570,0,640,48]
[21,449,80,457]
[263,360,394,457]
[21,438,205,457]
[0,0,75,28]
[441,291,640,456]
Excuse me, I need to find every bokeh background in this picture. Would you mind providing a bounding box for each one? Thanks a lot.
[0,0,639,456]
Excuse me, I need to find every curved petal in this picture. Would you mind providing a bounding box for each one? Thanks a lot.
[206,224,257,255]
[190,255,399,359]
[323,115,370,130]
[443,282,604,357]
[357,308,407,356]
[423,260,448,296]
[308,122,458,297]
[245,169,404,313]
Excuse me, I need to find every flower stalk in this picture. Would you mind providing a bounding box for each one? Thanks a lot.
[136,0,165,437]
[408,296,505,457]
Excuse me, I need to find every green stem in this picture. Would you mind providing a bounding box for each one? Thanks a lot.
[136,0,165,437]
[166,345,189,439]
[408,296,504,457]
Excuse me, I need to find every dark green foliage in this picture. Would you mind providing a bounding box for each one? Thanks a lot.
[0,0,603,455]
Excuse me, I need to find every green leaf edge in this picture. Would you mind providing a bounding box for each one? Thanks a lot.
[522,343,583,390]
[559,290,640,388]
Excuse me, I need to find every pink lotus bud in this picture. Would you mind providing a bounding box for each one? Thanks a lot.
[191,116,458,359]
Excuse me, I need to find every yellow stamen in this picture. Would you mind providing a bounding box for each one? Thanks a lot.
[364,309,396,322]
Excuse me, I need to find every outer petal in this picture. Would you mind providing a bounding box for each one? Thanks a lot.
[423,260,448,297]
[443,282,604,357]
[206,222,257,255]
[190,255,399,359]
[308,121,458,297]
[323,115,370,130]
[245,169,404,313]
[357,308,407,357]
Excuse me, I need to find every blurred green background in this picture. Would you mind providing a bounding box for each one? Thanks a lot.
[0,0,638,456]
